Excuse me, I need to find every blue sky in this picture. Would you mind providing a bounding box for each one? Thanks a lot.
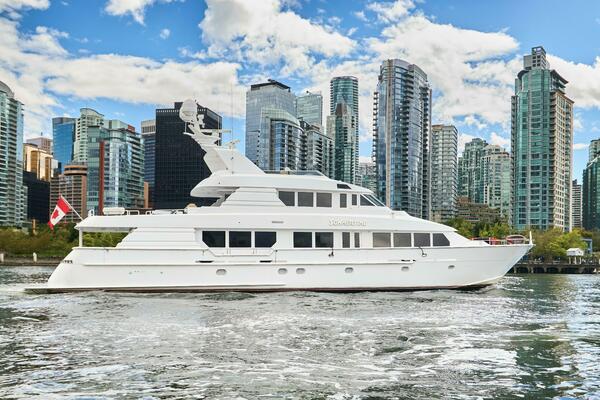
[1,0,600,180]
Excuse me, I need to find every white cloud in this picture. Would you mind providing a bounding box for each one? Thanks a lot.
[574,112,583,132]
[159,28,170,39]
[366,0,414,22]
[490,131,510,149]
[199,0,355,76]
[359,155,372,163]
[353,11,368,21]
[463,114,487,130]
[574,143,589,150]
[104,0,178,25]
[0,0,48,13]
[548,55,600,109]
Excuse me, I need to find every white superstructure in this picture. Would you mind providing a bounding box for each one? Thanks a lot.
[36,100,532,293]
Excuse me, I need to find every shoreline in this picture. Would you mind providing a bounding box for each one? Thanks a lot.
[1,259,60,267]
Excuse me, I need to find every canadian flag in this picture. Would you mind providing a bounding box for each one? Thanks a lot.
[48,196,72,229]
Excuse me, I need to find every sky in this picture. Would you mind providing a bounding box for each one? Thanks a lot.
[1,0,600,180]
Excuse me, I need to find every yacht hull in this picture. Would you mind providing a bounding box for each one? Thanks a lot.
[29,244,532,293]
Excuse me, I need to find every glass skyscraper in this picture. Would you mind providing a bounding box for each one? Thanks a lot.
[572,179,582,230]
[372,59,431,218]
[458,138,488,204]
[302,120,333,178]
[295,91,323,127]
[511,46,573,231]
[73,108,104,163]
[0,81,26,226]
[245,80,296,166]
[481,144,512,222]
[430,124,458,222]
[330,76,358,184]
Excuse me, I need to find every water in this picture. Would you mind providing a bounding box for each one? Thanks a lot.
[1,267,599,399]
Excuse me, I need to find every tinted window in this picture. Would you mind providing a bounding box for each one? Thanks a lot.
[433,233,450,247]
[279,191,295,206]
[342,232,350,248]
[298,192,314,207]
[367,195,385,206]
[373,232,391,247]
[294,232,312,248]
[340,193,347,208]
[315,232,334,248]
[203,231,225,247]
[414,233,431,247]
[393,233,411,247]
[354,232,360,248]
[337,183,351,189]
[316,193,332,207]
[360,195,374,206]
[255,231,276,248]
[352,194,357,206]
[229,231,251,247]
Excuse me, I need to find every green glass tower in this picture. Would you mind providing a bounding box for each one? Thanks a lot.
[330,76,358,184]
[458,138,488,204]
[511,46,573,231]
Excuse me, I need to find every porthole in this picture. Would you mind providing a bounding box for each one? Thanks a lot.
[278,268,288,275]
[296,268,305,274]
[216,268,226,276]
[401,266,409,271]
[345,267,353,273]
[448,265,456,270]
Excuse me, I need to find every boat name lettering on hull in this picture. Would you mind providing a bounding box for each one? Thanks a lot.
[329,219,367,227]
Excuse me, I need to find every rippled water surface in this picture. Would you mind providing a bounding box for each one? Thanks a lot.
[1,267,599,399]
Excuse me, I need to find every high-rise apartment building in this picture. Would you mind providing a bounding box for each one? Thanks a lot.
[26,136,53,154]
[86,120,144,213]
[481,144,512,222]
[458,138,488,203]
[430,125,458,222]
[511,46,573,231]
[73,108,104,163]
[327,103,357,184]
[373,59,431,218]
[357,161,377,194]
[141,119,156,207]
[571,179,582,230]
[583,145,600,230]
[154,102,222,209]
[245,80,295,166]
[23,143,55,182]
[52,117,76,173]
[301,121,333,177]
[295,91,323,127]
[50,164,87,223]
[330,76,359,185]
[259,108,303,171]
[0,81,27,227]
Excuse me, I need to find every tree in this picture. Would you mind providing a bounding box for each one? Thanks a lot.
[444,218,474,238]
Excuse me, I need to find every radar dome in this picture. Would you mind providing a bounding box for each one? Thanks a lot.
[179,99,197,123]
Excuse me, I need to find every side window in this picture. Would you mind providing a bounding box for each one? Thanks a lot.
[202,231,225,247]
[373,232,391,248]
[414,233,431,247]
[360,195,374,206]
[298,192,314,207]
[393,233,411,247]
[352,194,357,206]
[433,233,450,247]
[316,193,332,207]
[342,232,351,248]
[340,193,347,208]
[229,231,251,248]
[354,232,360,248]
[315,232,334,248]
[294,232,312,248]
[255,231,277,247]
[278,191,295,206]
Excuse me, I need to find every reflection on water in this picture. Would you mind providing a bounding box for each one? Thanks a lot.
[0,267,599,399]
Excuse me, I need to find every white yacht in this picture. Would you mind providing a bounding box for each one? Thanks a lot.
[34,100,532,293]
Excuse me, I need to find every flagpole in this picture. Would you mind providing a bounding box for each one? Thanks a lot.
[60,195,83,221]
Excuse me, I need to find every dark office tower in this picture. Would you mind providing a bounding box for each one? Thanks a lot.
[154,102,222,209]
[23,171,50,223]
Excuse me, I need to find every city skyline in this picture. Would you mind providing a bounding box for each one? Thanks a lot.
[1,1,600,181]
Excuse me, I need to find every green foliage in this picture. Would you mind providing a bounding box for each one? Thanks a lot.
[444,218,512,239]
[0,224,125,258]
[444,218,474,238]
[529,229,587,260]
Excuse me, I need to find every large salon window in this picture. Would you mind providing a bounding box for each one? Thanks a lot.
[315,232,334,248]
[342,232,351,248]
[298,192,314,207]
[294,232,313,248]
[340,193,347,208]
[360,195,374,206]
[279,191,295,206]
[229,231,251,248]
[202,231,225,248]
[432,233,450,247]
[255,231,277,248]
[414,233,431,247]
[316,193,332,208]
[373,232,391,248]
[393,233,411,248]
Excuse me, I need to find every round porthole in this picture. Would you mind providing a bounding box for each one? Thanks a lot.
[296,268,305,274]
[278,268,288,275]
[448,265,456,270]
[216,269,226,276]
[345,267,353,273]
[401,266,409,271]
